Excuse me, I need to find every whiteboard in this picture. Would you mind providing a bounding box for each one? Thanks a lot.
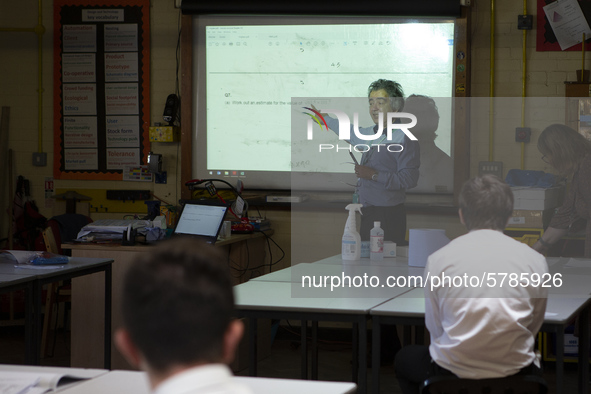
[192,16,456,193]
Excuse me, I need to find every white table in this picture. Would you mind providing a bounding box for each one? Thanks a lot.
[58,370,358,394]
[250,262,424,284]
[369,288,591,394]
[313,254,416,268]
[0,363,107,377]
[244,254,591,394]
[234,279,412,394]
[0,364,108,392]
[0,257,113,366]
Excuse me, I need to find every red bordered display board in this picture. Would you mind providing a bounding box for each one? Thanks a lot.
[53,0,150,180]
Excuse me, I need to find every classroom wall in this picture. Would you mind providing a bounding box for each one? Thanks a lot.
[469,1,583,175]
[0,0,181,244]
[0,1,583,261]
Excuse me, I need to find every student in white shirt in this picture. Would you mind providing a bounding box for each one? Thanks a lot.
[115,238,252,394]
[394,175,548,394]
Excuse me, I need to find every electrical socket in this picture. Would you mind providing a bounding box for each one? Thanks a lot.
[515,127,531,143]
[478,161,503,178]
[155,171,167,184]
[32,152,47,167]
[518,15,533,30]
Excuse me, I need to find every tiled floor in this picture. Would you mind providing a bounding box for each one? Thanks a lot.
[0,324,584,393]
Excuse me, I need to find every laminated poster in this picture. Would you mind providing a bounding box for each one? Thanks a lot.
[53,0,149,180]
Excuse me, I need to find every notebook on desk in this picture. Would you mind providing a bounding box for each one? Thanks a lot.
[172,202,228,244]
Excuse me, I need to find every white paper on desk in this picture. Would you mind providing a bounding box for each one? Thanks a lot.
[0,371,90,394]
[564,258,591,268]
[543,0,591,50]
[0,375,39,394]
[0,251,38,265]
[409,229,450,267]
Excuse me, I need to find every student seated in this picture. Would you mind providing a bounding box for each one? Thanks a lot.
[115,238,252,394]
[394,175,548,394]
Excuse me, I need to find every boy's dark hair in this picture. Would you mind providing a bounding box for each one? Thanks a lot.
[459,175,514,231]
[120,238,234,371]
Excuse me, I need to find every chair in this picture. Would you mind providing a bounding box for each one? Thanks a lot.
[421,374,548,394]
[41,214,93,255]
[40,227,72,357]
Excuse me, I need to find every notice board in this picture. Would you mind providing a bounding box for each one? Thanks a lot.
[53,0,150,180]
[537,0,591,51]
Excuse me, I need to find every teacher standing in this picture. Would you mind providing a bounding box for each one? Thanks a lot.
[314,79,420,244]
[533,124,591,257]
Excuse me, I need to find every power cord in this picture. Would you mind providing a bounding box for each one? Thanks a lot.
[185,178,250,220]
[245,229,285,272]
[227,244,250,279]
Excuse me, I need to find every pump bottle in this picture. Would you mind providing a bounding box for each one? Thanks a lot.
[370,221,384,261]
[342,204,363,260]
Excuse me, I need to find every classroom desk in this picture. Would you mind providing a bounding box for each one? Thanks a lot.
[0,258,113,367]
[57,369,357,394]
[234,276,412,394]
[63,231,271,369]
[369,288,591,394]
[250,261,424,283]
[0,273,34,292]
[313,254,415,267]
[0,363,108,384]
[0,273,35,364]
[244,255,591,394]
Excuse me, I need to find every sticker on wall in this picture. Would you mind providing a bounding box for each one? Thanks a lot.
[123,165,153,182]
[457,64,465,72]
[456,51,465,60]
[456,83,465,93]
[45,177,54,209]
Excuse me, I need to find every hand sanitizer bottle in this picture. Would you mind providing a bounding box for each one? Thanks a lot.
[342,204,363,260]
[370,221,384,261]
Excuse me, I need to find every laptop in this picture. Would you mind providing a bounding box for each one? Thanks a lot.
[172,202,229,244]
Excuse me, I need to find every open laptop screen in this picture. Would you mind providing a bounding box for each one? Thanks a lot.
[173,203,228,242]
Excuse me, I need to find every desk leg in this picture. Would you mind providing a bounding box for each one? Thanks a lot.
[31,281,42,365]
[311,321,318,380]
[358,318,367,394]
[248,318,258,376]
[403,325,411,346]
[556,328,564,394]
[416,326,425,345]
[352,323,358,384]
[372,316,381,394]
[24,282,34,365]
[301,319,308,380]
[578,306,589,394]
[104,265,112,369]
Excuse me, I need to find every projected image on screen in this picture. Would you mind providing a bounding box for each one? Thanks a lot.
[194,17,455,192]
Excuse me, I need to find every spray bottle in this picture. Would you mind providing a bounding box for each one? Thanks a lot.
[342,203,363,260]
